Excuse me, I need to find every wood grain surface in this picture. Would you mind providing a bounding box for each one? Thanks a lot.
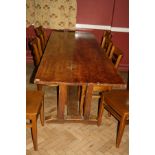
[34,30,125,88]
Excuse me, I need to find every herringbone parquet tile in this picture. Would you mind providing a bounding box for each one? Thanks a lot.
[26,64,129,155]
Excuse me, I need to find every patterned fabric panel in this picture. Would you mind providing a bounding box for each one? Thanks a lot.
[26,0,35,27]
[26,0,77,30]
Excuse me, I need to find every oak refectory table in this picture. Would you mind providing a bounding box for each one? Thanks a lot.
[34,30,126,124]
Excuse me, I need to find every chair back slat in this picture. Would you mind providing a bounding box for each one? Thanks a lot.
[38,33,45,51]
[30,37,42,67]
[109,45,123,69]
[106,41,113,57]
[36,37,43,58]
[101,30,112,48]
[35,26,47,48]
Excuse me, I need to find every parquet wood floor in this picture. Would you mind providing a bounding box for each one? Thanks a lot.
[26,64,129,155]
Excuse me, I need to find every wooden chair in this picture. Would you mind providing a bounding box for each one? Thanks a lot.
[99,90,129,148]
[103,30,112,40]
[29,37,42,67]
[101,30,112,49]
[26,90,44,150]
[35,26,47,50]
[109,45,123,69]
[104,30,112,37]
[30,35,58,90]
[35,26,47,42]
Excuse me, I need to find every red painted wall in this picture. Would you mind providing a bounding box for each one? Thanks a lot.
[77,0,129,27]
[76,0,129,71]
[77,0,114,25]
[112,0,129,27]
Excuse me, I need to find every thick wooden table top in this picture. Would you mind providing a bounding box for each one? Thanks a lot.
[34,30,125,88]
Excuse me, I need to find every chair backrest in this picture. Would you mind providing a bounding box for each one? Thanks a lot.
[36,37,43,58]
[101,30,112,48]
[29,37,42,67]
[106,40,113,57]
[35,26,43,36]
[109,45,123,69]
[35,26,47,45]
[104,30,112,39]
[101,37,112,54]
[38,33,45,51]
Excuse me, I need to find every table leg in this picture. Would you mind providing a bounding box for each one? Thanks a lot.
[97,94,104,126]
[57,84,67,120]
[37,84,42,91]
[84,84,93,120]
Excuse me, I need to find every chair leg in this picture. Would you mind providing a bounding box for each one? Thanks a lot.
[40,99,44,126]
[31,116,38,151]
[116,115,127,148]
[97,95,104,126]
[77,86,81,102]
[79,85,86,115]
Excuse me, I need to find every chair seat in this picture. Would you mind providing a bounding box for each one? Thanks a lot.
[26,90,44,116]
[26,90,44,151]
[101,89,129,147]
[104,90,129,117]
